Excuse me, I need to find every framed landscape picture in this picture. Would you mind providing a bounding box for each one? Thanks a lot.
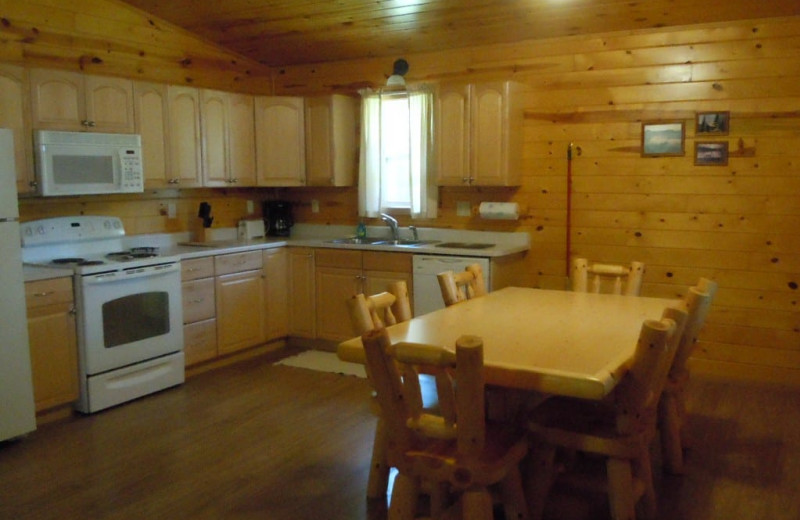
[642,121,685,157]
[694,141,729,166]
[696,111,730,136]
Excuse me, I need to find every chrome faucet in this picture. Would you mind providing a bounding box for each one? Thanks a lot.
[380,213,400,241]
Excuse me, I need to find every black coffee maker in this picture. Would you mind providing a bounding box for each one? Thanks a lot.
[264,200,294,237]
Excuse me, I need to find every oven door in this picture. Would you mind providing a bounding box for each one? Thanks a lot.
[77,263,183,375]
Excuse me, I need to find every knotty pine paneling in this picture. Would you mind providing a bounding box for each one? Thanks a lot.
[273,16,800,384]
[0,0,273,93]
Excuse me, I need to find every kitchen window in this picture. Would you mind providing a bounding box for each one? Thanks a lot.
[358,85,436,219]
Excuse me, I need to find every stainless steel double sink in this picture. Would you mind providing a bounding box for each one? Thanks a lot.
[325,237,439,247]
[325,237,496,249]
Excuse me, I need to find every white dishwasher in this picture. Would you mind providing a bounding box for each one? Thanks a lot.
[412,255,491,316]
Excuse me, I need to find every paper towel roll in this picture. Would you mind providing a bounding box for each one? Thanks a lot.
[478,202,519,220]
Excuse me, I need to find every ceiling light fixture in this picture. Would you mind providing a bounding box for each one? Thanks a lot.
[386,58,409,86]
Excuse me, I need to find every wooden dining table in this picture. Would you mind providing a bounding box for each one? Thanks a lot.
[337,286,678,400]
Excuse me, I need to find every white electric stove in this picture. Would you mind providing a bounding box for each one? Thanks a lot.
[21,216,185,413]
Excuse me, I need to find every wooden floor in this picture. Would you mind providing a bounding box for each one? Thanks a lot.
[1,351,798,520]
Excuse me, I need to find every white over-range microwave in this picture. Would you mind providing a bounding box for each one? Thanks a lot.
[34,130,144,196]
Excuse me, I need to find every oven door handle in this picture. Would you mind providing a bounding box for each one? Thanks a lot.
[83,263,180,284]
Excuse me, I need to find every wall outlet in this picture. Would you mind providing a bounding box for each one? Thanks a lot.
[167,202,177,219]
[246,200,254,214]
[311,199,320,213]
[456,201,471,217]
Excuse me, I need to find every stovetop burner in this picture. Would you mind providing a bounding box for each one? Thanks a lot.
[107,250,159,261]
[53,257,85,264]
[52,257,107,267]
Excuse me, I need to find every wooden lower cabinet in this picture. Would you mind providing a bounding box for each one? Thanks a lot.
[263,248,289,340]
[314,249,412,342]
[288,247,316,338]
[181,257,217,366]
[183,318,217,366]
[25,277,79,412]
[214,251,265,355]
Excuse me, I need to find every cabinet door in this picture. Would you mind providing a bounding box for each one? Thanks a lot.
[84,76,134,133]
[255,96,305,186]
[315,266,362,341]
[364,270,414,315]
[201,89,230,187]
[228,93,257,187]
[288,247,316,338]
[263,248,288,340]
[436,83,471,186]
[216,269,265,354]
[27,302,79,411]
[471,82,507,186]
[29,69,84,131]
[305,95,357,187]
[134,81,171,188]
[0,65,34,194]
[167,86,203,187]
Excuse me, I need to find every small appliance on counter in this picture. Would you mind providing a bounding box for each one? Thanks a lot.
[264,200,293,237]
[238,219,266,240]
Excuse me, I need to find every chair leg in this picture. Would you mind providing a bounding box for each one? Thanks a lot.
[461,486,494,520]
[389,472,420,520]
[500,465,530,520]
[367,417,391,498]
[606,458,636,520]
[659,394,685,475]
[524,443,557,520]
[633,447,657,520]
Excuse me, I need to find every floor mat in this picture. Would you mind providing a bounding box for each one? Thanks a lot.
[275,350,366,378]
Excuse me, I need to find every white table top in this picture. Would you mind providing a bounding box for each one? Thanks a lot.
[338,287,677,400]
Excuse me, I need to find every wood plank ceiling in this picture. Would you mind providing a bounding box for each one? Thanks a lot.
[118,0,800,67]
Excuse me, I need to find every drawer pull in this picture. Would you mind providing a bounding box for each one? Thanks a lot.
[190,298,205,304]
[33,291,55,297]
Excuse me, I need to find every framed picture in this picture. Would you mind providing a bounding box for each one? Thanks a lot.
[694,141,729,166]
[641,121,685,157]
[696,111,730,135]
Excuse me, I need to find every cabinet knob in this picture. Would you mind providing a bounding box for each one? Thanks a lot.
[33,291,54,297]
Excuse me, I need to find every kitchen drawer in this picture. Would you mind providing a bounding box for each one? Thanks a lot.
[182,278,215,324]
[25,277,73,309]
[315,248,361,269]
[183,318,217,366]
[181,256,215,281]
[362,251,411,273]
[214,250,262,276]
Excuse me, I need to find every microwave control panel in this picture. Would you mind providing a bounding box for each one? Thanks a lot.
[120,149,144,192]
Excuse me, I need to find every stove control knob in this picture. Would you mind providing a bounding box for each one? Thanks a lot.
[37,225,45,235]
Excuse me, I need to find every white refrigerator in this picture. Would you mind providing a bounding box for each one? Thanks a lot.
[0,128,36,441]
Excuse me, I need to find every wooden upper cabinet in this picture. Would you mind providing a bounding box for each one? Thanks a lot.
[201,89,229,187]
[133,81,171,188]
[0,65,35,194]
[227,93,257,187]
[201,90,256,187]
[167,86,203,187]
[436,81,522,186]
[435,83,471,186]
[305,94,358,186]
[30,69,134,133]
[254,96,306,186]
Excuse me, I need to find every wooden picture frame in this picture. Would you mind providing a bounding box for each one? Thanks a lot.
[641,121,685,157]
[696,111,730,136]
[694,141,729,166]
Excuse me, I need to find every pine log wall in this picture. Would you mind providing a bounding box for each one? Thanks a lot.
[2,0,799,385]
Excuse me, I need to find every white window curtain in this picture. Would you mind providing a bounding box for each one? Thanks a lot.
[358,85,437,219]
